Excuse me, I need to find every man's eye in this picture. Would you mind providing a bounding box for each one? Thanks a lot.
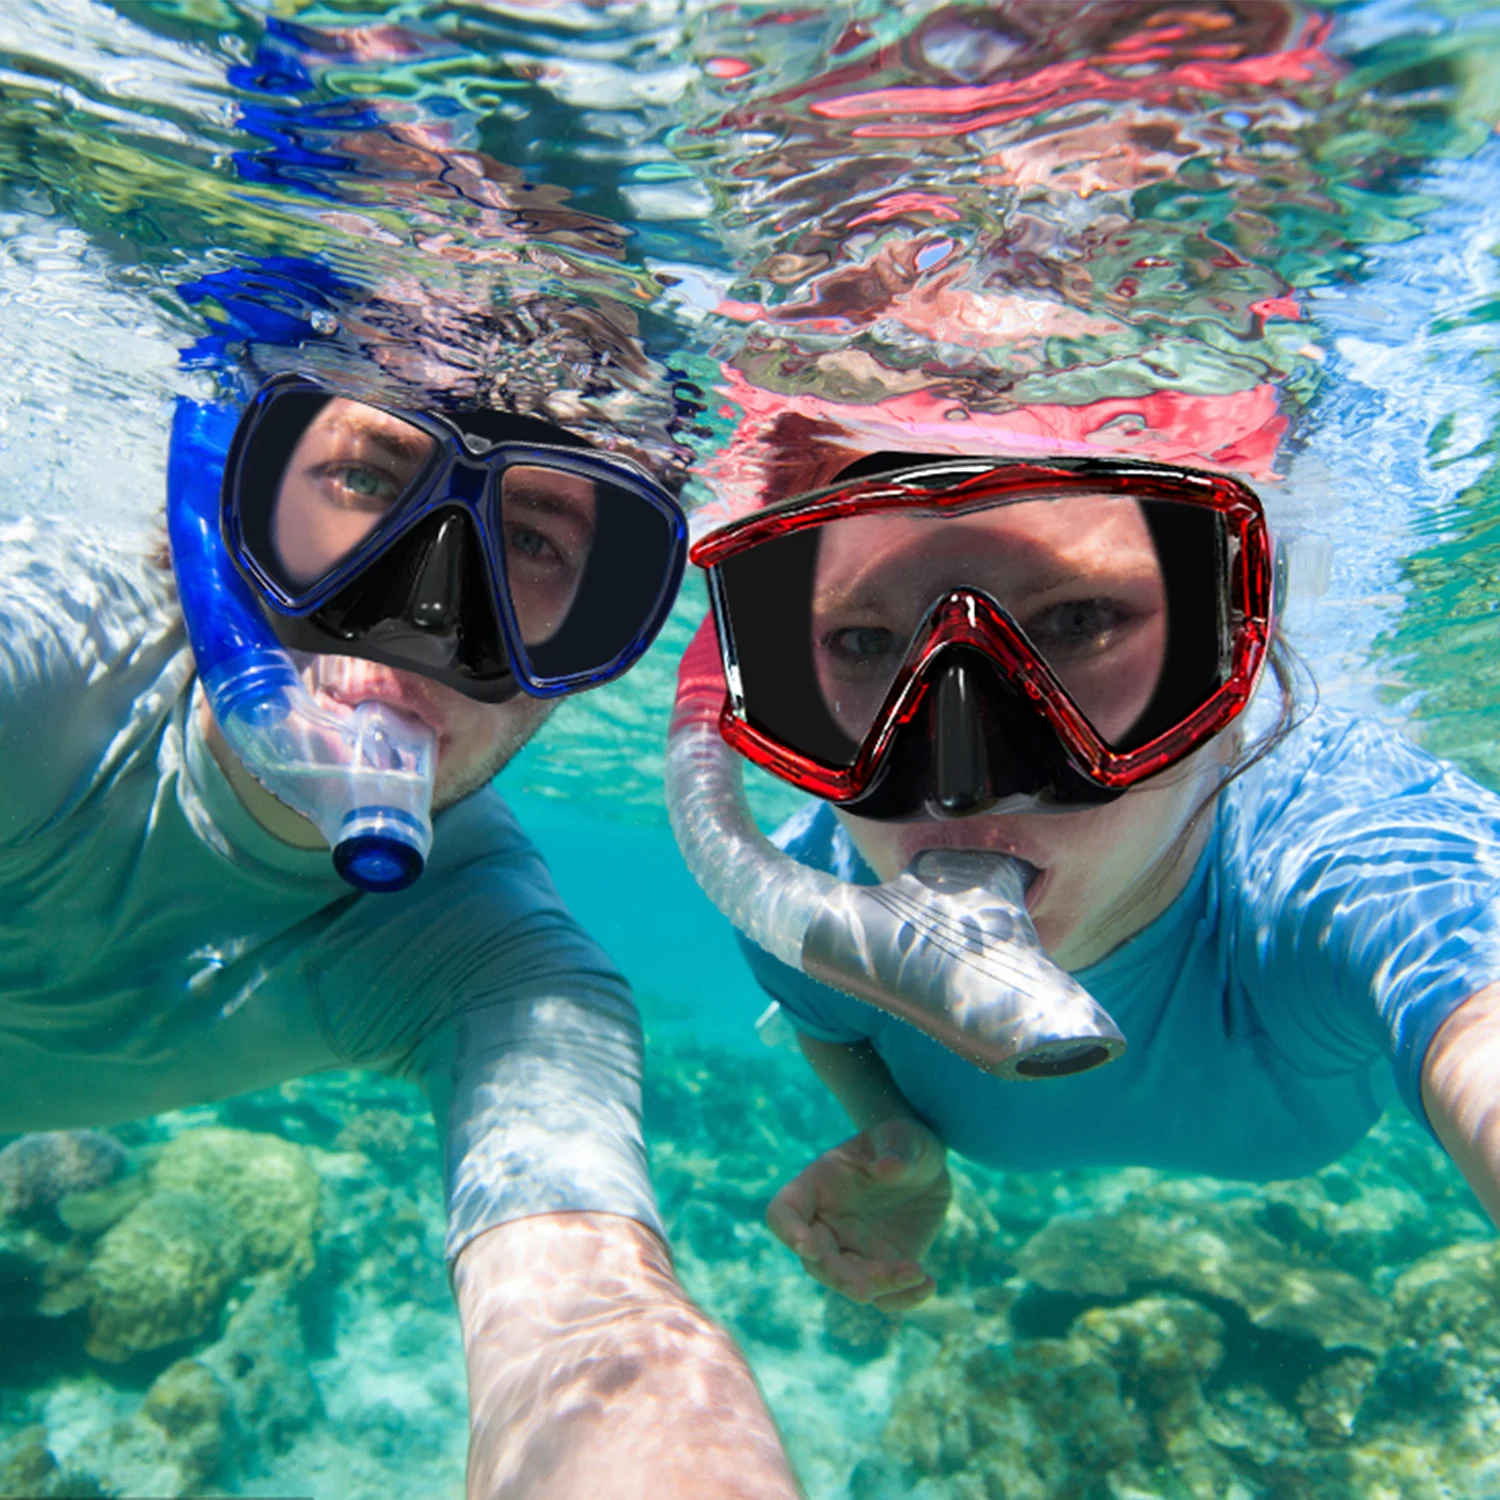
[824,625,900,663]
[1026,599,1129,650]
[321,463,402,507]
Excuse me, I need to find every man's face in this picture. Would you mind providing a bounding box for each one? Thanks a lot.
[268,396,598,810]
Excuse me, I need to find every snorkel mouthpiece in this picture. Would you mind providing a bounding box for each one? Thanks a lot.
[667,618,1126,1077]
[801,849,1124,1078]
[167,400,436,892]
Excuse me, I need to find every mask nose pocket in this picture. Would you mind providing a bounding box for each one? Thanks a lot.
[407,512,466,632]
[923,647,1057,819]
[930,652,999,817]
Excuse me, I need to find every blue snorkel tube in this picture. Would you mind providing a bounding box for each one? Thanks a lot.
[167,399,437,892]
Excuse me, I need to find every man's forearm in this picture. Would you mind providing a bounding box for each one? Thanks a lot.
[455,1211,802,1500]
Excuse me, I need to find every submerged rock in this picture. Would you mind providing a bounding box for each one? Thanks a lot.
[886,1312,1144,1496]
[66,1358,229,1498]
[82,1128,321,1362]
[199,1273,321,1460]
[150,1127,321,1279]
[822,1295,899,1363]
[0,1133,128,1218]
[85,1191,237,1362]
[1014,1191,1392,1353]
[141,1359,227,1483]
[0,1425,101,1499]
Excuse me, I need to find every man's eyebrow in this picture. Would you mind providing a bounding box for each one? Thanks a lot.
[360,426,431,462]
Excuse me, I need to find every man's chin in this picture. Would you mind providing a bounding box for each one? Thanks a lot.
[430,697,555,813]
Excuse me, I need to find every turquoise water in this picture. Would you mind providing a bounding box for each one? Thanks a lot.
[4,3,1500,1497]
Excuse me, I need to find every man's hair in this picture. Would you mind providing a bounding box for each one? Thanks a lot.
[178,258,698,491]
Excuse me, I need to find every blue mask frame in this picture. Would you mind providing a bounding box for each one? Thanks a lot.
[222,372,688,702]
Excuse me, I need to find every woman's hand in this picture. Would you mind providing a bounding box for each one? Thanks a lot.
[767,1117,951,1312]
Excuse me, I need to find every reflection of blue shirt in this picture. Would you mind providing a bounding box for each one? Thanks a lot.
[742,708,1500,1180]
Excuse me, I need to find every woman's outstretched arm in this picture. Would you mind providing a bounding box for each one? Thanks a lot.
[1421,981,1500,1223]
[795,1034,922,1132]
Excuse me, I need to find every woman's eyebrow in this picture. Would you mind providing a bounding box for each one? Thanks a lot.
[814,556,1146,617]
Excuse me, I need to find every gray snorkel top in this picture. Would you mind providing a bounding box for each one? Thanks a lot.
[666,619,1125,1079]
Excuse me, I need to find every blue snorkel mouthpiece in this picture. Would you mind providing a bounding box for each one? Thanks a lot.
[167,399,437,892]
[333,804,429,892]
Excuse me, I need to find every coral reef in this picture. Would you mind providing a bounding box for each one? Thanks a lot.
[78,1128,321,1362]
[643,1037,1500,1500]
[84,1190,240,1363]
[0,1079,461,1500]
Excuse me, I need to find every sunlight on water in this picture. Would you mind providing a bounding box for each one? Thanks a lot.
[2,4,1500,1499]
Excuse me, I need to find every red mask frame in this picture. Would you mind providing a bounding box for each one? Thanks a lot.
[691,455,1274,808]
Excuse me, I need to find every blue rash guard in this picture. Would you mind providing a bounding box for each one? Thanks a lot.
[741,708,1500,1180]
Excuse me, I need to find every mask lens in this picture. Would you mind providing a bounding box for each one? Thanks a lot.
[719,493,1223,769]
[258,394,436,590]
[500,463,678,683]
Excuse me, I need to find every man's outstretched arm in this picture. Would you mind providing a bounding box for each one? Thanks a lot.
[455,1209,802,1500]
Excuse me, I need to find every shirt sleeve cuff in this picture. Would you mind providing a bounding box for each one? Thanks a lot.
[415,990,665,1267]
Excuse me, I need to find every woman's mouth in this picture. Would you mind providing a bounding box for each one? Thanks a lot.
[892,823,1051,910]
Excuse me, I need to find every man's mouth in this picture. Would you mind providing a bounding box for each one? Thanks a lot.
[303,660,449,751]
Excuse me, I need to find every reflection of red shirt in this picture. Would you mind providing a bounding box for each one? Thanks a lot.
[807,24,1338,140]
[713,6,1338,135]
[699,367,1287,531]
[693,5,1335,527]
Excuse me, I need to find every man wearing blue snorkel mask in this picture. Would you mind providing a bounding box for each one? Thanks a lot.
[0,263,800,1498]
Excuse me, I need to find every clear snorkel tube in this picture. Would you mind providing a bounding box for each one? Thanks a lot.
[667,619,1126,1078]
[167,400,436,893]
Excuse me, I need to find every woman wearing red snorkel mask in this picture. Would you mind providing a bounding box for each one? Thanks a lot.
[667,0,1500,1321]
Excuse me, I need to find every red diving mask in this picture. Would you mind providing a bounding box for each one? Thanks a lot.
[694,453,1273,821]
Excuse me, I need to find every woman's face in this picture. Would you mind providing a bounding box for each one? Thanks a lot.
[780,460,1231,971]
[810,495,1168,751]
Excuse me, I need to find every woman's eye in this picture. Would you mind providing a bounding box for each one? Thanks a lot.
[824,625,900,663]
[1026,599,1129,650]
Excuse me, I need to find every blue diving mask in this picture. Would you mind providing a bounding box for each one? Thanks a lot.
[222,372,687,704]
[168,380,686,894]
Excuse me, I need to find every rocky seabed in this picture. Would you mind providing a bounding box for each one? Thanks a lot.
[0,1036,1494,1500]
